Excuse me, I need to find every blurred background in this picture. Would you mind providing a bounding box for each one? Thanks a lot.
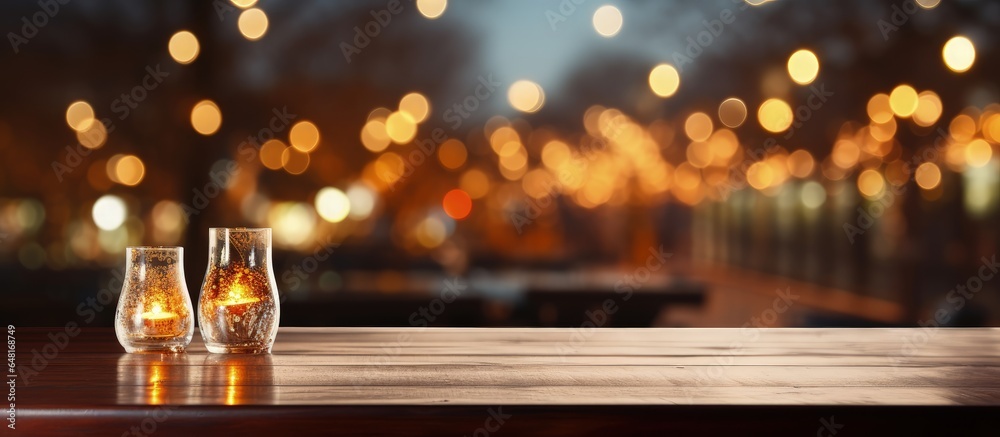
[1,0,999,329]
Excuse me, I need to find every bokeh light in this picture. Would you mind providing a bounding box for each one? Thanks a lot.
[115,155,146,186]
[942,36,976,73]
[686,141,712,169]
[915,162,942,190]
[106,154,124,184]
[416,0,447,19]
[522,169,557,199]
[190,100,222,135]
[709,129,739,162]
[718,98,747,128]
[361,119,391,152]
[800,181,826,209]
[259,139,287,170]
[889,85,918,118]
[151,200,185,243]
[786,149,815,178]
[76,120,107,149]
[684,112,713,142]
[746,162,774,190]
[238,8,269,40]
[913,91,943,127]
[787,49,819,85]
[460,169,490,199]
[290,120,320,152]
[508,80,545,113]
[374,152,406,185]
[592,5,623,37]
[399,92,430,123]
[757,98,793,133]
[869,118,896,142]
[65,101,95,132]
[281,147,311,174]
[346,183,376,220]
[541,140,571,169]
[949,114,976,142]
[415,216,447,249]
[490,125,519,154]
[385,111,418,144]
[437,139,467,170]
[168,30,199,64]
[832,139,860,169]
[965,139,993,168]
[867,93,893,124]
[315,187,351,223]
[270,202,316,247]
[442,189,472,220]
[984,114,1000,144]
[857,169,885,198]
[92,195,127,231]
[648,64,680,98]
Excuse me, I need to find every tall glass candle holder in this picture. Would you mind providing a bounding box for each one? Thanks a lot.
[199,228,280,354]
[115,247,194,353]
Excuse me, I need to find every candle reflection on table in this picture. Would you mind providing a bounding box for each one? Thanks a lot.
[203,354,275,405]
[116,353,193,405]
[116,353,276,405]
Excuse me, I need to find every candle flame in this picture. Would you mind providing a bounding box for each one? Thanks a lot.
[223,284,261,306]
[227,284,248,302]
[142,303,177,320]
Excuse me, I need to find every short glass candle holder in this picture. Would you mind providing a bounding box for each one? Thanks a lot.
[114,247,194,353]
[198,228,280,354]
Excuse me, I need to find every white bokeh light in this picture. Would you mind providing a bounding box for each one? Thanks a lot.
[592,5,623,37]
[346,183,377,220]
[92,195,127,231]
[315,187,351,223]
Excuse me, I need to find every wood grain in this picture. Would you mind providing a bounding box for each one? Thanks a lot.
[11,327,1000,436]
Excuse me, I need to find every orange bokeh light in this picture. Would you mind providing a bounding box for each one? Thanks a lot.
[442,189,472,220]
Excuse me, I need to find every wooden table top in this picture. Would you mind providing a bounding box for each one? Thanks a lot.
[12,327,1000,435]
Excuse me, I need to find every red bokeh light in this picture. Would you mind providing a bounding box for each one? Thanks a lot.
[442,189,472,220]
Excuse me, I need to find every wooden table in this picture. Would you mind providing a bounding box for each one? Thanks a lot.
[12,327,1000,435]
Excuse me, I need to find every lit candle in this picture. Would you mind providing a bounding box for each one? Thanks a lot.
[219,284,261,317]
[141,303,181,336]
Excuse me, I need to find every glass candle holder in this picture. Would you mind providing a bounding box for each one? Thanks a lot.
[115,247,195,353]
[198,228,280,354]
